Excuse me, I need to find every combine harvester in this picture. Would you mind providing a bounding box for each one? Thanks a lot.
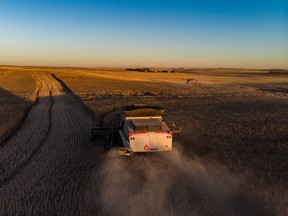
[91,104,181,156]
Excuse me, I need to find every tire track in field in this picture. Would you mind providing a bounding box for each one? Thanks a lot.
[0,72,41,146]
[0,72,54,186]
[0,73,102,215]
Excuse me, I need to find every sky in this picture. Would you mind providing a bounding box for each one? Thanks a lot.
[0,0,287,68]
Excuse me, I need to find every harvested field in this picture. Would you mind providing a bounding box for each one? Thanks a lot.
[0,70,100,215]
[0,70,37,143]
[0,66,288,215]
[55,68,288,215]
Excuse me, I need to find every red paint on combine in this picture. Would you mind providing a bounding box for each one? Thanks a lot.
[144,145,149,150]
[128,132,147,137]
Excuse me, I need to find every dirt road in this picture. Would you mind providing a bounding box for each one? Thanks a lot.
[0,72,275,216]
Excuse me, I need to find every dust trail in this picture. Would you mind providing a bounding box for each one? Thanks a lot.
[98,146,274,216]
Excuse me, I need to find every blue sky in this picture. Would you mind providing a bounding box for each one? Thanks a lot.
[0,0,287,68]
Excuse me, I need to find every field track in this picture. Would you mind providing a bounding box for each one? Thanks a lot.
[0,72,101,215]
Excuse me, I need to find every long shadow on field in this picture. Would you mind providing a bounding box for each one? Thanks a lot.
[1,72,102,215]
[0,91,105,215]
[0,87,33,144]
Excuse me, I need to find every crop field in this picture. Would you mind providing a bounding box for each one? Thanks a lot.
[0,66,288,215]
[0,69,37,143]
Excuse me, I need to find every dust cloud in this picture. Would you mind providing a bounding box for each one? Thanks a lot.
[98,145,273,216]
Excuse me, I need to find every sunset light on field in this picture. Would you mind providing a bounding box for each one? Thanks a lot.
[1,1,288,214]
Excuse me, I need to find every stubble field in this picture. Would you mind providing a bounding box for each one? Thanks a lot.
[0,69,37,143]
[0,66,287,215]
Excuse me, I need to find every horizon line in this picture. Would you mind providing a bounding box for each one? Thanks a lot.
[1,64,287,71]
